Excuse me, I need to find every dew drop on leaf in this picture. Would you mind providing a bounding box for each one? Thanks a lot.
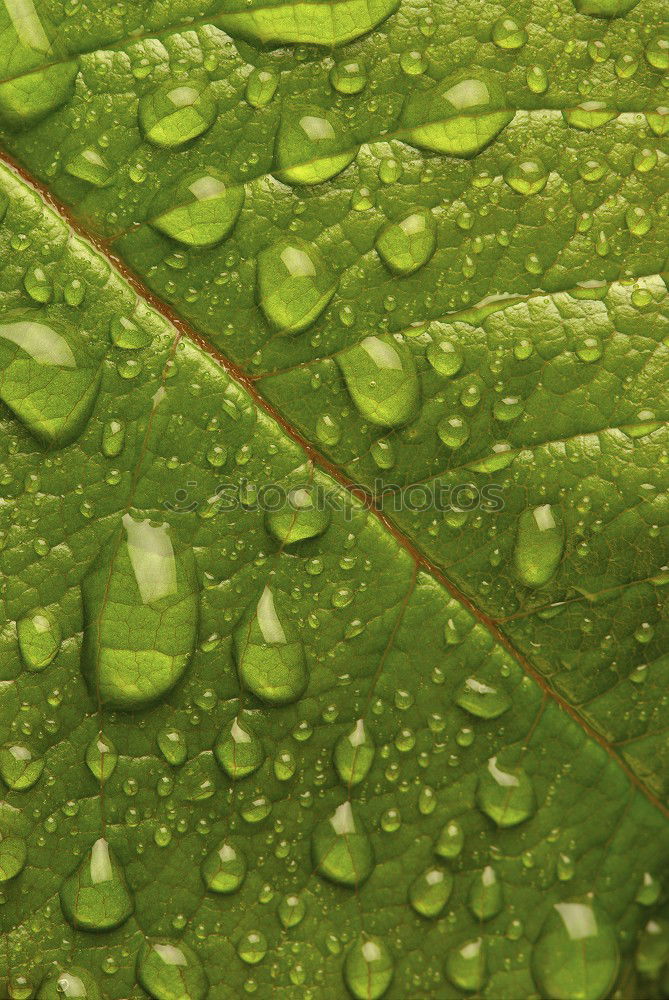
[237,929,268,965]
[274,109,358,185]
[17,608,61,670]
[563,102,618,130]
[157,726,187,766]
[234,586,308,705]
[426,339,463,376]
[435,819,465,859]
[337,335,420,427]
[330,60,367,94]
[136,940,208,1000]
[445,937,487,992]
[514,504,565,587]
[312,801,374,886]
[409,866,453,917]
[468,865,503,920]
[375,208,437,276]
[245,68,279,108]
[477,755,536,827]
[456,676,511,719]
[60,838,133,931]
[215,716,264,779]
[150,173,245,248]
[0,62,78,129]
[344,936,394,999]
[0,835,27,882]
[266,484,331,544]
[139,82,216,148]
[65,148,112,187]
[85,734,118,782]
[333,718,375,786]
[201,841,246,894]
[278,892,306,928]
[504,157,548,195]
[531,899,619,1000]
[0,744,44,790]
[36,967,102,999]
[257,238,336,334]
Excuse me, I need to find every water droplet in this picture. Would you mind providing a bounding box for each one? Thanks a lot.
[316,413,341,446]
[344,937,394,999]
[375,208,436,276]
[401,74,513,157]
[468,865,503,920]
[477,756,536,827]
[215,717,264,778]
[337,335,420,427]
[85,735,118,782]
[0,745,44,790]
[564,102,617,130]
[245,68,279,108]
[371,438,395,469]
[266,484,330,544]
[101,419,125,458]
[274,110,357,185]
[136,940,208,1000]
[0,62,78,129]
[238,930,268,965]
[201,841,246,894]
[330,60,367,94]
[157,726,187,766]
[0,834,27,882]
[435,820,464,859]
[438,415,469,449]
[504,157,548,195]
[278,893,306,928]
[218,0,397,46]
[60,838,133,931]
[646,36,669,70]
[409,866,453,917]
[334,719,375,786]
[445,938,486,992]
[456,677,511,719]
[17,608,61,670]
[150,172,245,248]
[36,966,102,999]
[526,65,549,93]
[81,515,199,708]
[573,0,638,13]
[491,17,527,48]
[626,206,651,236]
[312,801,374,887]
[514,504,564,587]
[257,238,336,334]
[109,315,151,350]
[427,339,463,376]
[234,586,307,705]
[400,49,428,75]
[531,899,619,1000]
[0,317,100,446]
[576,336,602,362]
[65,148,112,187]
[636,872,661,906]
[139,82,216,148]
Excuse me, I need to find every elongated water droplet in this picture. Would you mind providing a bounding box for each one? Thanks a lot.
[218,0,398,46]
[409,866,453,917]
[445,938,486,992]
[215,717,264,779]
[234,586,307,705]
[572,0,639,15]
[266,484,330,544]
[150,172,245,248]
[337,335,420,427]
[109,316,151,350]
[477,756,536,827]
[85,735,118,782]
[334,719,375,786]
[17,608,60,670]
[0,62,78,129]
[201,841,246,894]
[279,892,306,928]
[60,838,133,931]
[65,149,112,187]
[274,109,357,185]
[81,515,198,708]
[157,726,187,766]
[139,82,216,148]
[101,419,125,458]
[246,68,279,108]
[514,504,564,587]
[344,937,394,999]
[469,865,503,920]
[401,74,513,157]
[375,208,436,276]
[435,819,464,859]
[0,317,100,447]
[136,940,208,1000]
[0,745,44,790]
[257,238,336,334]
[312,801,374,887]
[456,677,511,719]
[37,967,102,999]
[563,102,617,130]
[0,835,27,881]
[531,900,619,1000]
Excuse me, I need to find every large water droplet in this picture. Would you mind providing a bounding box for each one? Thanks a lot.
[334,719,375,786]
[563,102,617,130]
[266,484,330,544]
[456,677,511,719]
[60,838,133,931]
[201,841,246,894]
[17,608,61,670]
[445,938,486,992]
[215,716,264,779]
[157,726,187,766]
[0,317,100,447]
[233,586,307,705]
[0,62,78,129]
[531,900,619,1000]
[37,967,102,999]
[468,865,503,920]
[409,866,453,917]
[246,67,279,108]
[139,82,216,148]
[150,172,245,248]
[274,110,357,185]
[344,936,394,999]
[81,515,198,708]
[477,756,536,827]
[337,336,420,427]
[514,504,564,587]
[312,801,374,887]
[218,0,398,49]
[572,0,639,15]
[65,149,112,188]
[0,745,44,790]
[257,239,336,334]
[401,74,513,157]
[375,208,436,276]
[136,940,208,1000]
[0,834,27,882]
[504,157,548,195]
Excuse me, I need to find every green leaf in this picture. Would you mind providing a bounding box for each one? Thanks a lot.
[0,0,667,997]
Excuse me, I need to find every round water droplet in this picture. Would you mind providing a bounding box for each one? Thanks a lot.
[238,930,267,965]
[636,872,661,906]
[375,208,436,276]
[246,68,279,108]
[312,801,374,887]
[646,35,669,69]
[0,744,44,790]
[514,504,564,587]
[435,820,464,859]
[17,608,61,670]
[37,967,102,999]
[266,484,330,544]
[456,676,511,719]
[215,717,264,779]
[60,838,133,931]
[337,335,420,428]
[409,866,453,918]
[330,60,367,94]
[201,841,246,894]
[477,756,536,827]
[334,719,375,786]
[234,586,307,705]
[445,938,486,992]
[136,939,208,1000]
[150,171,245,248]
[468,865,503,920]
[504,157,548,195]
[526,65,549,93]
[427,339,463,377]
[274,109,357,185]
[402,73,513,157]
[257,238,336,334]
[531,899,619,1000]
[139,82,216,148]
[157,726,187,766]
[491,16,527,48]
[344,936,394,999]
[85,735,118,782]
[278,893,306,928]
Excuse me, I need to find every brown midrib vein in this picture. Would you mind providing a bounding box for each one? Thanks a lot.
[2,148,667,822]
